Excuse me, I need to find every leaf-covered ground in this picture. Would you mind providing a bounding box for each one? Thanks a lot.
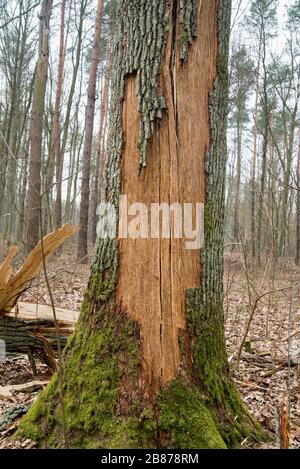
[0,247,299,448]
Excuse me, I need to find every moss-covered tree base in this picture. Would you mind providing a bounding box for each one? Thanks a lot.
[17,298,266,449]
[14,0,268,450]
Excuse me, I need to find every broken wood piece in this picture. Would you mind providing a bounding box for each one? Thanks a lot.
[0,422,19,440]
[0,386,12,400]
[0,302,79,369]
[0,380,49,400]
[0,246,17,290]
[16,302,80,324]
[261,364,286,378]
[0,224,79,313]
[279,400,290,449]
[234,379,268,391]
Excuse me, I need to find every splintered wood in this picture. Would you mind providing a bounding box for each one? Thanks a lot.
[279,400,290,449]
[0,224,78,312]
[0,225,79,368]
[0,304,78,371]
[117,1,218,390]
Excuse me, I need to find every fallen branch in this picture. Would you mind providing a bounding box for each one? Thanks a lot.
[0,380,49,400]
[236,284,296,369]
[0,224,78,312]
[234,379,268,391]
[0,225,79,368]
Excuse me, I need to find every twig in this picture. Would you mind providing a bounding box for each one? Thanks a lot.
[234,379,268,391]
[236,284,296,369]
[39,207,69,448]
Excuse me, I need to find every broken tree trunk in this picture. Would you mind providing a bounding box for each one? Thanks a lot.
[18,1,265,449]
[0,225,78,369]
[0,304,78,371]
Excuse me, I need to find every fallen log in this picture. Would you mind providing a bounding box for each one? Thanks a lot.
[0,380,49,400]
[0,303,79,370]
[0,225,79,369]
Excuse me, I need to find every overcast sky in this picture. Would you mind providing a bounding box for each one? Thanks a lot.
[231,0,292,51]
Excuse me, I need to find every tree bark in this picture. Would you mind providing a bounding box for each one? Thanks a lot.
[25,0,53,253]
[20,0,263,449]
[91,49,111,245]
[251,27,262,261]
[0,315,71,371]
[233,123,241,242]
[77,0,104,262]
[257,30,269,268]
[296,130,300,265]
[51,0,66,230]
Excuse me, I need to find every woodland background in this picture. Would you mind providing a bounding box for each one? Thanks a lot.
[0,0,300,448]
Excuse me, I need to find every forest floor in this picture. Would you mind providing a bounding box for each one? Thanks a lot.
[0,244,299,448]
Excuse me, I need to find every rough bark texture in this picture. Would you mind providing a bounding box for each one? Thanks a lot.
[77,0,104,262]
[0,315,70,370]
[19,0,264,449]
[0,304,76,371]
[25,0,53,253]
[53,0,66,230]
[296,129,300,266]
[91,48,111,244]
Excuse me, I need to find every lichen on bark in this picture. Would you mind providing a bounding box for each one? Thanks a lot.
[184,0,266,447]
[107,0,169,171]
[179,0,198,61]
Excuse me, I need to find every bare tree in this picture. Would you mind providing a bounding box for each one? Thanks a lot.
[25,0,53,253]
[77,0,104,262]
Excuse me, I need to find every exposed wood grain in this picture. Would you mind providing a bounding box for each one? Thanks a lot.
[117,1,218,390]
[0,224,78,312]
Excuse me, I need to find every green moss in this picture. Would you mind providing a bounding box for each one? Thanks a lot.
[17,279,231,449]
[17,376,60,445]
[185,289,266,447]
[17,0,267,450]
[18,289,152,448]
[186,289,228,402]
[157,378,226,449]
[17,413,41,442]
[19,372,229,449]
[18,288,265,448]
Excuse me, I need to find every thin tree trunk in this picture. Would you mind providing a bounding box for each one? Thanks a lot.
[91,49,111,244]
[64,96,81,221]
[251,27,262,261]
[233,123,241,242]
[279,104,298,257]
[257,31,269,268]
[25,0,53,253]
[16,138,29,243]
[51,0,66,230]
[77,0,104,262]
[296,129,300,265]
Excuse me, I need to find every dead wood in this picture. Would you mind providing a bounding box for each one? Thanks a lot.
[0,224,78,312]
[0,225,78,368]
